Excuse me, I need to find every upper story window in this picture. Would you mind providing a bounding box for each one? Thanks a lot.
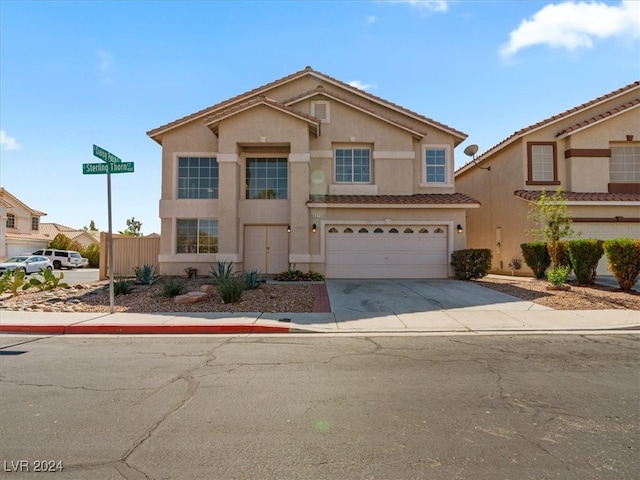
[335,148,371,183]
[610,146,640,182]
[6,213,15,229]
[177,156,219,199]
[422,145,451,185]
[310,100,330,123]
[176,218,218,254]
[31,216,39,231]
[527,142,559,185]
[246,158,288,199]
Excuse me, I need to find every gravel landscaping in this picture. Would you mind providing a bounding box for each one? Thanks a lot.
[0,275,637,313]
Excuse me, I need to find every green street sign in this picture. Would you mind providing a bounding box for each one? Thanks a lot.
[83,162,134,174]
[93,144,122,163]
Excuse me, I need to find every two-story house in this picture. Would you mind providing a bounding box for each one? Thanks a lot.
[455,81,640,276]
[0,187,49,258]
[147,67,479,278]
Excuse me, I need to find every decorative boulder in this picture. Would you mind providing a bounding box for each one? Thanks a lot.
[174,291,209,305]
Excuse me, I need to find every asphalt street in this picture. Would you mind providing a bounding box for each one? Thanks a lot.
[0,334,638,479]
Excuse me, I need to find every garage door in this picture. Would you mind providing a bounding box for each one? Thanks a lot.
[574,223,640,276]
[325,225,448,279]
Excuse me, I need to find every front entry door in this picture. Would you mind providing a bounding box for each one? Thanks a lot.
[244,226,288,274]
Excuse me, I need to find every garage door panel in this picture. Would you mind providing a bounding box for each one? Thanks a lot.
[325,226,449,279]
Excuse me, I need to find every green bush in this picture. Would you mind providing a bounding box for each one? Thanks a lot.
[520,242,551,279]
[216,275,245,303]
[210,261,235,286]
[547,265,571,286]
[548,240,572,270]
[134,264,159,285]
[451,249,492,280]
[604,238,640,290]
[568,239,604,285]
[80,243,100,268]
[48,233,73,250]
[1,269,30,297]
[160,277,186,297]
[273,270,325,281]
[114,279,134,295]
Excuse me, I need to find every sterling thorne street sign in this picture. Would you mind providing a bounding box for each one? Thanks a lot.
[83,162,135,174]
[93,144,122,163]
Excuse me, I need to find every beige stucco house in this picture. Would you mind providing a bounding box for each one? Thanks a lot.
[39,223,100,248]
[0,187,49,258]
[148,67,479,278]
[455,81,640,276]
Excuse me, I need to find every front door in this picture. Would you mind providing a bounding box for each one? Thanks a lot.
[244,226,288,274]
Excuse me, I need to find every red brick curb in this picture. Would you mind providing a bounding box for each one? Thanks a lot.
[0,324,292,335]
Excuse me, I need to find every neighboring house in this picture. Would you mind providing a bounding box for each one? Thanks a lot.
[455,81,640,276]
[147,67,479,278]
[0,187,49,258]
[39,223,100,248]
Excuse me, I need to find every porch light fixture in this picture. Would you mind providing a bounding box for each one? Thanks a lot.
[312,223,317,233]
[457,224,463,234]
[287,225,291,233]
[464,144,490,171]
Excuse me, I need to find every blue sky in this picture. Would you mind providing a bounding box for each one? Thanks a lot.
[1,0,638,235]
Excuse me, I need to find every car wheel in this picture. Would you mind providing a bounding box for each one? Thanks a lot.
[53,260,62,269]
[46,266,53,271]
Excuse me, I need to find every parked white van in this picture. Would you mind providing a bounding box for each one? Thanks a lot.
[32,249,84,269]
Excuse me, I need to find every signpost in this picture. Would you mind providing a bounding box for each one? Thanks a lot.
[83,145,135,314]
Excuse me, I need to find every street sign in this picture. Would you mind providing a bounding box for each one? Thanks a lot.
[93,144,122,163]
[83,162,134,174]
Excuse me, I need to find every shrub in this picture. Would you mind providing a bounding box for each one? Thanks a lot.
[273,270,325,281]
[48,233,73,250]
[547,240,572,270]
[520,242,551,279]
[25,268,68,291]
[547,265,571,286]
[1,269,30,297]
[567,239,604,285]
[160,277,186,297]
[451,249,492,280]
[216,275,245,303]
[134,264,159,285]
[603,238,640,291]
[114,279,134,295]
[211,261,235,286]
[80,243,100,268]
[243,269,262,290]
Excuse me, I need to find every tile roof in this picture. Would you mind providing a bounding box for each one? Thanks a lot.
[147,66,466,142]
[456,80,640,173]
[514,190,640,202]
[308,193,479,205]
[556,99,640,137]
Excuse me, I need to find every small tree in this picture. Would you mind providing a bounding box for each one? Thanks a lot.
[118,217,142,236]
[48,233,73,250]
[527,187,576,268]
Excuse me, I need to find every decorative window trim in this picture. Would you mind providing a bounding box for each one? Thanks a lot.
[176,218,219,254]
[334,147,372,184]
[176,155,219,199]
[31,216,39,231]
[421,144,453,187]
[311,100,330,123]
[6,213,16,229]
[526,142,560,185]
[245,157,289,200]
[610,145,640,182]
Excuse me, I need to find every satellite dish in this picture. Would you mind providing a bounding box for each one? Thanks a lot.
[463,144,479,157]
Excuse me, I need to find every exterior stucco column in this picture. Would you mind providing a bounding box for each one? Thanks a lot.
[288,153,311,266]
[217,153,240,262]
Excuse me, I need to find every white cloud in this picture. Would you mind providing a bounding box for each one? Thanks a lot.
[0,131,21,151]
[500,0,640,59]
[348,80,374,90]
[367,15,377,23]
[386,0,448,13]
[96,49,114,72]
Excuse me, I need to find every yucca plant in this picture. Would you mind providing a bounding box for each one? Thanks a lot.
[211,261,235,286]
[216,275,245,303]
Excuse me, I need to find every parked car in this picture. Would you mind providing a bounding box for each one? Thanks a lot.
[32,249,84,269]
[80,256,89,268]
[0,255,53,274]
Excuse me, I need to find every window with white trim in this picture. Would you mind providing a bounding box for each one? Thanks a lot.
[177,156,219,199]
[6,213,15,229]
[176,219,218,254]
[610,146,640,182]
[335,148,371,183]
[423,146,450,184]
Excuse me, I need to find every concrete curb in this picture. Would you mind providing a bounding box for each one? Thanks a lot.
[0,323,296,335]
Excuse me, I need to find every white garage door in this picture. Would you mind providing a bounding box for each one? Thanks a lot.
[574,223,640,276]
[325,225,449,279]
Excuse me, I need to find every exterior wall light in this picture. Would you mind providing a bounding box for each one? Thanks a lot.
[457,224,464,234]
[287,225,291,233]
[312,223,317,233]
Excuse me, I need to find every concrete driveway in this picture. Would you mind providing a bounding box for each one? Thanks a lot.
[325,279,548,316]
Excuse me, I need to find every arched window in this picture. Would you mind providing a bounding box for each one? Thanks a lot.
[389,228,399,233]
[6,213,15,229]
[328,227,338,233]
[434,227,444,234]
[358,228,368,233]
[404,228,414,233]
[373,228,384,233]
[344,228,353,233]
[418,228,429,234]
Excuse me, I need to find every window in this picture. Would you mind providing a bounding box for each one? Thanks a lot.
[6,213,15,228]
[423,146,451,185]
[246,158,288,199]
[31,216,39,231]
[177,156,219,199]
[311,101,330,123]
[527,142,558,184]
[610,146,640,182]
[176,219,218,254]
[335,148,371,183]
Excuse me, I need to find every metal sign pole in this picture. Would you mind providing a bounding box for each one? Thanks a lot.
[107,171,115,314]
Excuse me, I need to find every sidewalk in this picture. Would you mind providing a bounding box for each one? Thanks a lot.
[1,307,638,335]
